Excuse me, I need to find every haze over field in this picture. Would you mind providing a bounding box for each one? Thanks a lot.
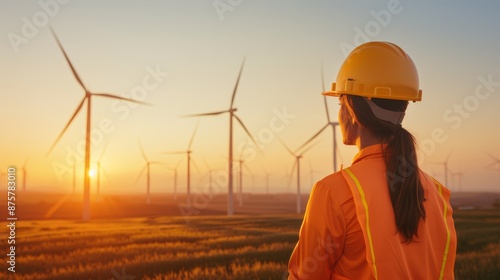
[1,1,500,197]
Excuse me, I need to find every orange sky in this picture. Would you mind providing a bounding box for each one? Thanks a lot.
[1,1,500,195]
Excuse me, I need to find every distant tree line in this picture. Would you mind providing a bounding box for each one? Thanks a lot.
[493,198,500,209]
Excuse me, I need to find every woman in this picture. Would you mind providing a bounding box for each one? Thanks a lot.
[288,42,457,279]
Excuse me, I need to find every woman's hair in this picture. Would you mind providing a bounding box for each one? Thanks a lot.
[342,95,426,243]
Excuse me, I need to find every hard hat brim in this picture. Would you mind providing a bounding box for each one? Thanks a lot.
[322,91,341,97]
[322,90,422,101]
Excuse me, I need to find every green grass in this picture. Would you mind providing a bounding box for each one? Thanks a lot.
[0,211,498,279]
[453,209,500,279]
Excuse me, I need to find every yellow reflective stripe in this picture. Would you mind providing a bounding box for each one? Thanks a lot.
[344,168,378,280]
[436,180,451,280]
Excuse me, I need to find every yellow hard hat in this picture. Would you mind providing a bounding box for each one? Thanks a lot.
[323,41,422,101]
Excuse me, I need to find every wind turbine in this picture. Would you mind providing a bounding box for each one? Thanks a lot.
[308,159,321,187]
[72,163,77,194]
[137,141,163,205]
[236,147,253,207]
[449,168,465,192]
[279,139,316,214]
[202,155,215,197]
[166,159,183,200]
[281,164,294,193]
[486,152,500,187]
[46,27,148,220]
[184,58,259,215]
[164,123,200,208]
[95,141,109,197]
[22,157,29,191]
[297,64,341,172]
[430,150,454,189]
[260,165,271,195]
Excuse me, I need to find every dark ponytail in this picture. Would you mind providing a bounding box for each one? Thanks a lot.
[344,95,426,243]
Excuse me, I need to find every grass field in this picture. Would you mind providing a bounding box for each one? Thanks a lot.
[0,193,499,279]
[454,209,500,279]
[1,215,301,280]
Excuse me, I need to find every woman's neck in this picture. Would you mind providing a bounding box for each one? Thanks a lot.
[356,128,383,151]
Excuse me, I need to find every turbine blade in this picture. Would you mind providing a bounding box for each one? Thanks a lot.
[188,120,200,150]
[99,139,109,161]
[288,161,297,190]
[47,96,87,155]
[321,61,326,93]
[138,140,148,162]
[191,157,201,174]
[260,164,268,175]
[323,96,331,124]
[299,141,318,156]
[93,93,151,106]
[239,142,247,161]
[100,166,110,181]
[134,165,147,186]
[243,163,254,177]
[278,138,295,157]
[50,27,87,91]
[485,152,500,162]
[202,154,211,170]
[230,57,246,108]
[23,156,30,168]
[445,150,454,162]
[321,62,332,123]
[485,161,498,169]
[183,110,229,117]
[233,114,261,153]
[175,158,183,169]
[164,151,186,155]
[150,161,166,165]
[296,123,328,153]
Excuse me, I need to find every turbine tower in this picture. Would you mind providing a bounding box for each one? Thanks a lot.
[486,152,500,187]
[166,159,183,200]
[184,58,259,215]
[164,122,200,208]
[260,165,271,195]
[95,140,108,197]
[137,140,163,205]
[279,139,316,214]
[22,157,29,191]
[452,168,465,192]
[202,155,215,197]
[236,147,252,207]
[47,28,148,220]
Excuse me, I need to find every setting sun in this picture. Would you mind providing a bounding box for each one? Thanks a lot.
[88,169,96,177]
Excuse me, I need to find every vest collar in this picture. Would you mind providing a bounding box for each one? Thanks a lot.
[352,144,386,165]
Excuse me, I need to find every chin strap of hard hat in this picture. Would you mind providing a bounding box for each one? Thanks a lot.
[365,98,405,125]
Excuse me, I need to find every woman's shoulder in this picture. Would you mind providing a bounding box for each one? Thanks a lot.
[314,170,354,206]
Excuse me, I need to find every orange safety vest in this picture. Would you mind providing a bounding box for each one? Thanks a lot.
[288,144,457,280]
